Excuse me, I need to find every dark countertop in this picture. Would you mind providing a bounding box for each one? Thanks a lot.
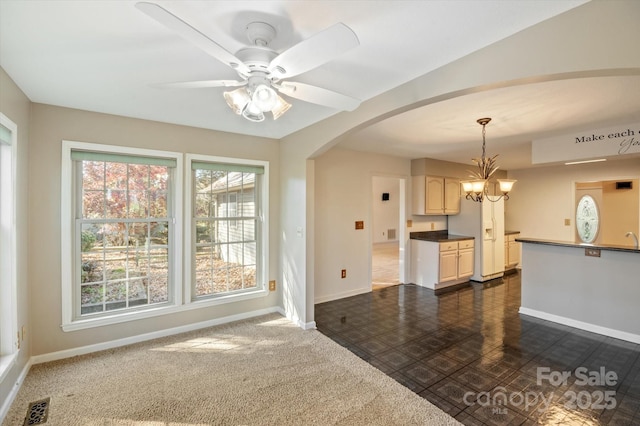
[516,237,640,254]
[505,230,520,235]
[410,231,474,242]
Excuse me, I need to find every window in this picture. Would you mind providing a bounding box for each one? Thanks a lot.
[62,142,183,330]
[0,113,18,381]
[187,156,268,302]
[62,145,268,330]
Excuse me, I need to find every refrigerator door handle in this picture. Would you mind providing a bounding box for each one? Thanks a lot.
[492,217,497,242]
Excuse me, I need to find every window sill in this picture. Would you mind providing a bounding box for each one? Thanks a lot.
[62,288,270,332]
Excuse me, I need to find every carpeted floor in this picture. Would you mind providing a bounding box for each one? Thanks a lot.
[372,242,400,291]
[2,314,461,425]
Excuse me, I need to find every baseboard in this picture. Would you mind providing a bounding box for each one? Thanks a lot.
[519,307,640,344]
[0,358,32,424]
[314,287,370,304]
[32,306,285,365]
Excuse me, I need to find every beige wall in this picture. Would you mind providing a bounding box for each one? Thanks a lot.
[0,68,31,407]
[314,148,410,303]
[506,158,640,242]
[27,103,281,356]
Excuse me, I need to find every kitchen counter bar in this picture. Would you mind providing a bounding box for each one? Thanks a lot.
[410,231,474,242]
[516,237,639,254]
[518,238,640,344]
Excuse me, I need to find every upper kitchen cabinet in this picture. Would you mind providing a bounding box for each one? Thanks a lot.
[412,175,460,215]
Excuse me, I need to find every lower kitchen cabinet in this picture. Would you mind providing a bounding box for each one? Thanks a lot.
[505,232,521,271]
[411,238,474,290]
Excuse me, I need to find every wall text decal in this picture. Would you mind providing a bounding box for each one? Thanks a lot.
[532,122,640,164]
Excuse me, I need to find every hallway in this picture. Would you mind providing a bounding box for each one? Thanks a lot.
[371,241,400,291]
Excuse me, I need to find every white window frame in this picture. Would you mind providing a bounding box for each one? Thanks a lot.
[0,113,18,382]
[185,154,269,306]
[61,141,183,331]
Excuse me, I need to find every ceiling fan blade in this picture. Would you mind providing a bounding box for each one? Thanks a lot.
[268,23,359,79]
[136,2,250,75]
[277,82,360,111]
[152,80,245,89]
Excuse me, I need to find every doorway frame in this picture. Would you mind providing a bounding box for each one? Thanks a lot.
[369,174,407,289]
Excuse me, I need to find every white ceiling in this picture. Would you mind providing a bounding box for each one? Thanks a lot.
[2,0,638,170]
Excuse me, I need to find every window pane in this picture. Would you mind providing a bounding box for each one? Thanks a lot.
[243,242,257,266]
[194,169,212,192]
[81,283,104,314]
[150,222,168,246]
[105,281,127,306]
[228,267,243,291]
[242,220,255,241]
[149,248,168,303]
[243,266,257,289]
[83,190,105,219]
[128,190,148,218]
[149,190,167,217]
[82,161,104,191]
[195,221,213,244]
[106,189,127,218]
[105,162,127,189]
[150,166,168,191]
[103,223,127,248]
[195,193,210,218]
[128,164,149,191]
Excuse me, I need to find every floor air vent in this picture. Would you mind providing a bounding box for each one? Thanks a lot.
[24,397,50,425]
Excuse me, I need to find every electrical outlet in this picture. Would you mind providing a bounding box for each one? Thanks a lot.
[585,248,601,257]
[407,220,412,228]
[431,222,435,230]
[269,280,276,291]
[341,269,346,279]
[564,218,571,226]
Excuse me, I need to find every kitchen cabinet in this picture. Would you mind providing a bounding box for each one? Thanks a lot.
[439,239,474,282]
[505,232,521,270]
[412,175,460,215]
[411,238,474,290]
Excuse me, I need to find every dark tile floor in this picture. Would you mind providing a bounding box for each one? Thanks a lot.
[315,272,640,425]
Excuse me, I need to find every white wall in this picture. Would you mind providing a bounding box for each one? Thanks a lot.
[314,148,410,303]
[506,158,640,241]
[372,176,400,243]
[0,68,30,414]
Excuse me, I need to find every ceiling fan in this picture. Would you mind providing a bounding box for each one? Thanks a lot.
[135,2,361,122]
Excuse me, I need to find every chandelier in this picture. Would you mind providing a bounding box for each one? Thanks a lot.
[223,74,291,122]
[461,118,516,202]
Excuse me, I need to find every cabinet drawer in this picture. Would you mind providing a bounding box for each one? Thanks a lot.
[440,242,458,252]
[458,239,474,249]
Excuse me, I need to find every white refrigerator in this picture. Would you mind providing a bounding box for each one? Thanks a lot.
[448,197,505,282]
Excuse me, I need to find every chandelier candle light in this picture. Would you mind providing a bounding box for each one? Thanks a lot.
[461,118,516,202]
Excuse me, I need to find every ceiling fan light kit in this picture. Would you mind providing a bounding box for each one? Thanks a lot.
[224,73,292,121]
[461,117,516,203]
[135,1,361,123]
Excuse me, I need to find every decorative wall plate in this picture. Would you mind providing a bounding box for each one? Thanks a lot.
[576,195,599,243]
